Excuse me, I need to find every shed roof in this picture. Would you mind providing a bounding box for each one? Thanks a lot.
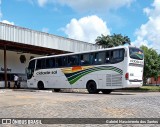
[0,22,100,54]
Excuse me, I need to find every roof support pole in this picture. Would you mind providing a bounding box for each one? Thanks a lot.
[4,45,7,88]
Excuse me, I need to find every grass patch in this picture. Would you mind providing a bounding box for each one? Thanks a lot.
[121,86,160,92]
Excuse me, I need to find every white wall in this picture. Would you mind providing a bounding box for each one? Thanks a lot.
[0,50,41,74]
[0,49,41,88]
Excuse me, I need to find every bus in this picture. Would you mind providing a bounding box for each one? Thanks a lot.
[26,46,144,94]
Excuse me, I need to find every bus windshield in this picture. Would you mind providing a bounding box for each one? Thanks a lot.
[27,60,35,79]
[129,47,143,60]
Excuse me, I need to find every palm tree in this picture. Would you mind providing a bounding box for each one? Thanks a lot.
[95,33,131,48]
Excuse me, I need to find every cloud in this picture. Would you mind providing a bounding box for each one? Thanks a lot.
[134,0,160,52]
[59,0,134,12]
[42,27,49,33]
[1,20,14,25]
[63,15,110,43]
[36,0,134,12]
[37,0,48,7]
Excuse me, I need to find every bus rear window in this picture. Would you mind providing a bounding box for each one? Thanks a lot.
[129,47,143,60]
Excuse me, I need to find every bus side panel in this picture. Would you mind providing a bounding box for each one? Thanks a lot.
[72,74,98,89]
[70,76,86,89]
[27,72,37,88]
[69,64,124,90]
[54,76,71,89]
[99,69,123,90]
[43,69,71,89]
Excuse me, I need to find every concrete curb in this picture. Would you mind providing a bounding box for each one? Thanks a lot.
[0,89,53,93]
[0,88,88,93]
[13,89,53,93]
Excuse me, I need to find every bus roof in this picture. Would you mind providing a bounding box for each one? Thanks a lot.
[30,45,137,60]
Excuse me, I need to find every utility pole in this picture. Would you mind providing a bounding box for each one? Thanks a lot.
[4,45,7,88]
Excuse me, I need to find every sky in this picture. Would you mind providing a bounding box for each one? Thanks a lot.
[0,0,160,52]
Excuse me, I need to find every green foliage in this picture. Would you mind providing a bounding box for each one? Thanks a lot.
[140,45,160,85]
[122,86,160,92]
[95,33,131,48]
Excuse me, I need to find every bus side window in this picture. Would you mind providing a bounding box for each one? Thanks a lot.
[94,53,98,64]
[90,53,95,65]
[110,49,124,63]
[36,59,42,70]
[41,59,46,69]
[68,55,79,66]
[55,58,58,67]
[98,52,106,64]
[36,59,46,70]
[110,50,118,63]
[89,52,107,65]
[63,56,68,67]
[46,58,56,68]
[106,51,110,64]
[80,54,90,66]
[57,57,67,67]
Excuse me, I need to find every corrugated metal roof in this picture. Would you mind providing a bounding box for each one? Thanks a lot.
[0,22,100,53]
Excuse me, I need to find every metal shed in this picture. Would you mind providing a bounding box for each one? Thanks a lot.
[0,22,100,88]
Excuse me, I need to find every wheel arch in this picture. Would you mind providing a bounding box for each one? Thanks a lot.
[86,79,98,89]
[37,80,45,90]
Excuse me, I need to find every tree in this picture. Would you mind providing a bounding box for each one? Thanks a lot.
[95,33,131,48]
[140,45,160,85]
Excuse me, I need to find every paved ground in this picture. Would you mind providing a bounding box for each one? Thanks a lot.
[0,89,160,127]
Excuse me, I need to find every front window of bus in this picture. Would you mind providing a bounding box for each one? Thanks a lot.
[27,60,35,79]
[129,47,144,60]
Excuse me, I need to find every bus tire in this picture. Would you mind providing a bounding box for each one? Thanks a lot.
[38,81,44,90]
[54,89,61,92]
[86,81,98,94]
[102,89,112,94]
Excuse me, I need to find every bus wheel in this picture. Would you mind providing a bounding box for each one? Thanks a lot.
[38,81,44,90]
[102,89,112,94]
[54,89,61,92]
[87,81,98,94]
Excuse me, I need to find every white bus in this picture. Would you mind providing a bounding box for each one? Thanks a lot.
[26,46,144,94]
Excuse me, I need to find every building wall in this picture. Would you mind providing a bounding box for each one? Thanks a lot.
[0,50,41,87]
[0,50,41,74]
[150,76,160,85]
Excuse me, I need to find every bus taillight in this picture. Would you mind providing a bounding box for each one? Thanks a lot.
[125,73,129,80]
